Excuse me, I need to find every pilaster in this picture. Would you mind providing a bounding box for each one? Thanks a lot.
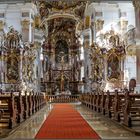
[133,0,140,92]
[82,28,92,93]
[133,0,140,40]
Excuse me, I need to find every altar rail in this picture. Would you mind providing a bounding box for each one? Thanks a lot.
[46,95,80,103]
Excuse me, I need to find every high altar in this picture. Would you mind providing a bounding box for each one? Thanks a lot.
[40,18,82,95]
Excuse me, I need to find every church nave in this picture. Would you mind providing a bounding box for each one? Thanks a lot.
[2,103,140,140]
[0,0,140,139]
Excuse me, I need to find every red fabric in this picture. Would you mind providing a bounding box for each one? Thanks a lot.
[35,104,100,139]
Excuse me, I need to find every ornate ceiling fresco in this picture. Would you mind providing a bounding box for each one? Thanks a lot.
[48,18,76,34]
[34,0,86,47]
[42,17,80,57]
[37,0,86,20]
[34,0,85,52]
[47,18,77,45]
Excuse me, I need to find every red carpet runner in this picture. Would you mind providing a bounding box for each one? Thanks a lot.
[35,104,100,139]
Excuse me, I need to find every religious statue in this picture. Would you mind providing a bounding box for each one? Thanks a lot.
[61,54,65,64]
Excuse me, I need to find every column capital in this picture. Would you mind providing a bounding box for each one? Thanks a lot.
[0,20,5,31]
[21,19,30,29]
[95,19,104,32]
[118,19,128,31]
[84,16,91,29]
[133,0,140,9]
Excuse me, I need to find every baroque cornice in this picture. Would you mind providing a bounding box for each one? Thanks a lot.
[42,13,80,23]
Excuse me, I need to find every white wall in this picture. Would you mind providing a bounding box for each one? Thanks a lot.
[124,56,136,85]
[0,3,37,34]
[85,2,135,32]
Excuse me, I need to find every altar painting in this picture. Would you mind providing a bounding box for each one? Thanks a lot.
[107,54,120,80]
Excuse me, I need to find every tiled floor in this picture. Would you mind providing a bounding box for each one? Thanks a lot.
[2,103,140,139]
[75,103,140,139]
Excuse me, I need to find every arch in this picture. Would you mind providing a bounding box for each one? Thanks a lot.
[41,13,80,25]
[40,14,82,35]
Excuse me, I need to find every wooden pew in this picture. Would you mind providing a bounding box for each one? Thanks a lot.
[104,90,114,118]
[16,92,24,123]
[112,90,125,122]
[80,94,86,106]
[35,93,39,112]
[93,92,97,111]
[40,93,45,107]
[22,91,29,119]
[28,92,33,116]
[83,93,88,107]
[0,93,17,129]
[86,93,91,108]
[100,91,106,115]
[90,94,94,110]
[95,91,102,112]
[123,90,140,130]
[81,89,140,134]
[0,91,46,133]
[32,92,36,114]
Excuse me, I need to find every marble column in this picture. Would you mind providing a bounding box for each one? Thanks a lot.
[0,20,5,91]
[133,0,140,38]
[21,19,30,42]
[19,48,23,81]
[133,0,140,92]
[120,20,128,87]
[82,29,92,93]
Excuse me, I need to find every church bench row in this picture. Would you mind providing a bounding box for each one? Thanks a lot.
[80,90,140,133]
[0,92,46,129]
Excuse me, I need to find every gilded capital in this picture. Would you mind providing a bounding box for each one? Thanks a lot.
[133,0,140,9]
[0,20,5,31]
[34,15,41,28]
[21,19,30,29]
[95,19,104,32]
[119,19,128,30]
[85,16,91,29]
